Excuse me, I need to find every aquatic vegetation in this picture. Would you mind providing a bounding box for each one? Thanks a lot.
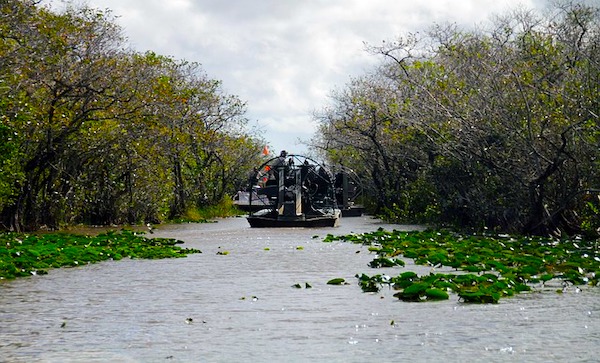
[0,230,201,280]
[368,256,405,268]
[324,229,599,303]
[327,278,347,285]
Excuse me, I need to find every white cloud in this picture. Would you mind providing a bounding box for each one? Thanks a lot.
[46,0,544,154]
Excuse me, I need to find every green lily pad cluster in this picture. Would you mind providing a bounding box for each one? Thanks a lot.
[0,230,201,279]
[325,229,600,303]
[327,278,347,285]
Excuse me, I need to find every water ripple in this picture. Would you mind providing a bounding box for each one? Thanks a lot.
[1,217,598,362]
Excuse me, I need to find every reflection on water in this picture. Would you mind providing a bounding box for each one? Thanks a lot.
[1,216,598,362]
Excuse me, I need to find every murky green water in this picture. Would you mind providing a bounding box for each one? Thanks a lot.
[1,216,598,362]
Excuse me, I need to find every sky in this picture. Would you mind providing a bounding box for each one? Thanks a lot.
[45,0,548,155]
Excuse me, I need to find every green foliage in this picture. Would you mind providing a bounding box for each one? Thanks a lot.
[172,197,243,223]
[0,230,201,279]
[316,2,600,237]
[0,2,264,231]
[0,123,24,211]
[580,198,600,239]
[326,228,599,303]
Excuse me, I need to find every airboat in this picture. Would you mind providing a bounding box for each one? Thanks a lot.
[244,152,340,228]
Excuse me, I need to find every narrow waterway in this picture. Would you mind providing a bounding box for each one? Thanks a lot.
[1,216,598,362]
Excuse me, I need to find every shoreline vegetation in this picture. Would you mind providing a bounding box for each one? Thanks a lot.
[3,2,598,238]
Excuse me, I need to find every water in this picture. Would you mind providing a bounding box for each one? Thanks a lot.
[1,216,598,362]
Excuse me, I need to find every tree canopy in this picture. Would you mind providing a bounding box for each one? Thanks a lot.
[3,1,598,237]
[1,0,265,231]
[314,1,600,238]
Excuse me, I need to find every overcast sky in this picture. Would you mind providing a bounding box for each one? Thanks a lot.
[46,0,547,155]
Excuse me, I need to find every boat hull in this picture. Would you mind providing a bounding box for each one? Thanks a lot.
[247,215,339,228]
[340,206,364,217]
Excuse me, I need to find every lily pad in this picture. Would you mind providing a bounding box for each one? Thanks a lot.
[425,288,449,300]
